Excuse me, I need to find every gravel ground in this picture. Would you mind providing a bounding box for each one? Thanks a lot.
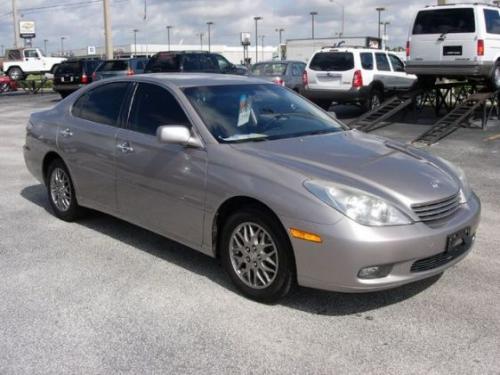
[0,93,499,374]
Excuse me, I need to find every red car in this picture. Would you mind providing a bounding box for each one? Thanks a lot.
[0,74,17,92]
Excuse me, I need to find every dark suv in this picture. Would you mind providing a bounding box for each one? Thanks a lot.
[144,51,242,74]
[53,58,102,98]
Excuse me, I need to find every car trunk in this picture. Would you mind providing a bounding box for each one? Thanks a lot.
[410,8,478,65]
[307,52,354,90]
[54,61,84,85]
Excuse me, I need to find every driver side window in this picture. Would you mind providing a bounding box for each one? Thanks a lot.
[24,50,39,58]
[128,83,190,136]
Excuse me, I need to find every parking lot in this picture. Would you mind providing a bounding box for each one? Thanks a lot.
[0,93,499,374]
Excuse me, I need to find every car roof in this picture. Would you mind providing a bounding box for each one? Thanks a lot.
[127,73,271,88]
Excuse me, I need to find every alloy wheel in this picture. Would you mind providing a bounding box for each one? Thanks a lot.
[229,222,279,289]
[49,167,72,212]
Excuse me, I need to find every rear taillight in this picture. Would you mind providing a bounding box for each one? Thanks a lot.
[273,77,285,86]
[406,41,410,57]
[81,73,88,84]
[302,70,308,87]
[127,68,135,76]
[352,70,363,88]
[477,39,485,56]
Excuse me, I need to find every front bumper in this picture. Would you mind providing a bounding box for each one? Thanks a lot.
[283,193,481,292]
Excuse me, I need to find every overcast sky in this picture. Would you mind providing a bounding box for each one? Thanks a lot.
[0,0,490,53]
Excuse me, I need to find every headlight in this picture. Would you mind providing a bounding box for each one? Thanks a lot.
[304,181,412,226]
[436,157,472,203]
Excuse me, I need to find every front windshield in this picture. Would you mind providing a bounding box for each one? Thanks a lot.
[183,84,345,143]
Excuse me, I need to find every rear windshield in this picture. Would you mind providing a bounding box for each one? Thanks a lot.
[309,52,354,71]
[251,63,287,76]
[99,60,128,71]
[56,62,81,74]
[413,8,475,34]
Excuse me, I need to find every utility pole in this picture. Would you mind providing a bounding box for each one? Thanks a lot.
[207,22,214,52]
[60,37,66,56]
[260,35,265,61]
[166,25,173,51]
[44,39,48,55]
[380,21,390,49]
[254,16,262,63]
[133,29,139,57]
[198,33,204,50]
[310,11,318,39]
[376,7,386,39]
[329,0,345,36]
[12,0,19,48]
[103,0,113,59]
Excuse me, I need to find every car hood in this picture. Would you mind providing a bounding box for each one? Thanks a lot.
[230,130,460,207]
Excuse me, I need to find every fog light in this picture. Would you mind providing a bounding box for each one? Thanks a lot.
[358,264,392,279]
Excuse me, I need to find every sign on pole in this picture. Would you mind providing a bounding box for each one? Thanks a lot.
[19,21,36,39]
[87,46,96,55]
[240,32,251,46]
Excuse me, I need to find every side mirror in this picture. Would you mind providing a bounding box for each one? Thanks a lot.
[157,125,203,148]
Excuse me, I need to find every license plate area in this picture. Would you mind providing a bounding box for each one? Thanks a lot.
[446,227,471,253]
[443,46,462,56]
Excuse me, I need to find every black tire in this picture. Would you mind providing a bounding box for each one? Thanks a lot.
[50,64,60,74]
[46,159,82,222]
[220,208,295,302]
[361,88,383,112]
[7,67,24,81]
[416,75,436,89]
[314,99,332,111]
[488,62,500,91]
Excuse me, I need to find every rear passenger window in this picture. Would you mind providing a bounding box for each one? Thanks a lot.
[388,54,405,72]
[484,9,500,34]
[73,82,129,126]
[360,53,373,70]
[128,83,190,136]
[375,53,391,71]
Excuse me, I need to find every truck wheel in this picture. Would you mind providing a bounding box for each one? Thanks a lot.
[362,89,383,112]
[7,67,25,81]
[488,62,500,91]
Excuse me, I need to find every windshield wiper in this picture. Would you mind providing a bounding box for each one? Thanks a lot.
[219,134,269,143]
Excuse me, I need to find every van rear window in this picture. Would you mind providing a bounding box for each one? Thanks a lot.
[309,52,354,71]
[413,8,475,34]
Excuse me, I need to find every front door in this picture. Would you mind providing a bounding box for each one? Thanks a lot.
[115,82,207,248]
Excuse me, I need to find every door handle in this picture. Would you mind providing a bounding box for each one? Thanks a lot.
[60,128,73,137]
[117,142,134,153]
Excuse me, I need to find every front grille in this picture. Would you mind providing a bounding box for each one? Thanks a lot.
[411,193,460,223]
[410,242,471,272]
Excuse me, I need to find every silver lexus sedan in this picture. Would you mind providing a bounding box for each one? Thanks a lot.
[24,73,480,302]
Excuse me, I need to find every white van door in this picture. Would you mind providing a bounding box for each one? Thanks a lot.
[410,7,477,65]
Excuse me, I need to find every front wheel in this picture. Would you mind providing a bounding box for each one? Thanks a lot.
[46,159,83,222]
[220,208,295,302]
[7,67,24,81]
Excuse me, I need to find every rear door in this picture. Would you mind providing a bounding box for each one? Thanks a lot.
[115,82,207,248]
[58,82,130,211]
[307,51,354,90]
[374,52,393,87]
[410,7,477,65]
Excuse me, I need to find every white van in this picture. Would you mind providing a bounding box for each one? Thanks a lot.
[406,4,500,89]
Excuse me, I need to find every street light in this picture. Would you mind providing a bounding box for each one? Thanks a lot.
[43,39,48,55]
[253,16,262,63]
[329,0,345,36]
[207,21,214,52]
[166,25,173,51]
[310,11,318,39]
[380,21,390,49]
[133,28,139,57]
[60,36,66,56]
[375,7,386,39]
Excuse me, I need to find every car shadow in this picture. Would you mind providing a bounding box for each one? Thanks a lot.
[20,183,440,316]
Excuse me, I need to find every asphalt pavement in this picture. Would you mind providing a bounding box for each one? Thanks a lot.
[0,93,499,374]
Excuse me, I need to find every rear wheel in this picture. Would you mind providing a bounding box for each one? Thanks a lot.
[362,88,383,112]
[488,62,500,91]
[46,159,83,222]
[220,208,295,302]
[7,67,24,81]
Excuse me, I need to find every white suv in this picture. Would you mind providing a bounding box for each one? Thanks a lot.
[303,47,416,111]
[406,4,500,89]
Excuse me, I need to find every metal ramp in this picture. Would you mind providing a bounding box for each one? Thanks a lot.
[349,90,421,132]
[412,91,496,145]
